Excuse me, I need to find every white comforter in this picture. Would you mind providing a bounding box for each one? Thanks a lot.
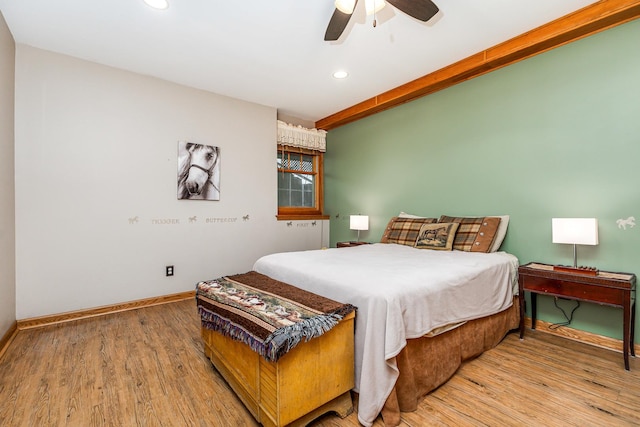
[253,243,518,426]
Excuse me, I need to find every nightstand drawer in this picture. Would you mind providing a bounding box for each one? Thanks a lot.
[522,276,627,306]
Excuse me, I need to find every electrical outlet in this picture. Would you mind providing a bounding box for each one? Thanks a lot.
[166,265,174,276]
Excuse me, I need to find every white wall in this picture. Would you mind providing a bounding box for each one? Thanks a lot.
[0,12,16,334]
[14,45,327,319]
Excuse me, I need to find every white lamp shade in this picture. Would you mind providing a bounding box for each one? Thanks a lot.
[335,0,356,14]
[350,215,369,231]
[552,218,599,245]
[335,0,385,15]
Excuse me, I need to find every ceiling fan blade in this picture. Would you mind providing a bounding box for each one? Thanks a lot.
[324,1,358,41]
[387,0,439,21]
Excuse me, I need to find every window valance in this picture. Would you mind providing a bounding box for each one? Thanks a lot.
[277,120,327,152]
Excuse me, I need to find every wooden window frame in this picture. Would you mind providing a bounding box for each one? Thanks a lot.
[277,145,329,221]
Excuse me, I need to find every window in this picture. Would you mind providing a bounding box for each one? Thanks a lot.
[277,145,327,220]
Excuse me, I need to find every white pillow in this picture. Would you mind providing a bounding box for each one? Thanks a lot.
[398,211,427,219]
[489,215,510,252]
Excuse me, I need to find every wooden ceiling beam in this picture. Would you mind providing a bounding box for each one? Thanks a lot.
[315,0,640,131]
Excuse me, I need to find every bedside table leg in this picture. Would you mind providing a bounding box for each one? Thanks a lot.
[623,298,631,370]
[519,293,525,339]
[531,293,538,330]
[631,300,636,358]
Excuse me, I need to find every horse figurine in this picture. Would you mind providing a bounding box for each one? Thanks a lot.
[177,142,220,200]
[617,216,636,230]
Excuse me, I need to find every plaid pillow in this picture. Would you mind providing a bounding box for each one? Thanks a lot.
[438,216,501,252]
[381,217,438,246]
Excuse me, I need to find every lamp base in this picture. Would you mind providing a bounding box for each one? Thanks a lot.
[553,265,599,276]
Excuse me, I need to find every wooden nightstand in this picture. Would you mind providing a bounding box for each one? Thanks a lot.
[336,241,369,248]
[518,262,636,370]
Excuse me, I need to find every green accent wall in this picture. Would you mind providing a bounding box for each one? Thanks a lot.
[325,20,640,340]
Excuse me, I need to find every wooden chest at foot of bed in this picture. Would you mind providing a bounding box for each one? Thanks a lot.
[201,311,355,427]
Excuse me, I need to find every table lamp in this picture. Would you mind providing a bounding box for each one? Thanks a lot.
[552,218,599,273]
[350,215,369,242]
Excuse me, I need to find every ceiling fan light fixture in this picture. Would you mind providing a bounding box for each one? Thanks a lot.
[335,0,356,14]
[325,0,439,41]
[364,0,386,15]
[143,0,169,10]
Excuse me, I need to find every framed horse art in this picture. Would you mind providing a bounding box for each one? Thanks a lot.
[177,141,220,200]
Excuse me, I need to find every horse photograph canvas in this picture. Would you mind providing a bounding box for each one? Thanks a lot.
[177,141,220,200]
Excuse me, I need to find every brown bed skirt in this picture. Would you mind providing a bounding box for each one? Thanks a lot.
[379,298,520,426]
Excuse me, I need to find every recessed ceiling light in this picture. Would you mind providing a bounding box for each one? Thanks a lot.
[144,0,169,10]
[333,70,349,79]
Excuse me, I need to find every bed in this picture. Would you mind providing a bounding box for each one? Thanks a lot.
[253,215,520,426]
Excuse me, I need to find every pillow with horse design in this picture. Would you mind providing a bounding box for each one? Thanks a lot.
[415,223,459,251]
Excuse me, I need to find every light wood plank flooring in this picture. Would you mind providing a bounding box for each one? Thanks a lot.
[1,299,639,426]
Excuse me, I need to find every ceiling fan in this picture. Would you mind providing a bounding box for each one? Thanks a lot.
[325,0,439,41]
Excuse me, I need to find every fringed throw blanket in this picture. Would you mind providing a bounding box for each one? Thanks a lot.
[196,271,355,362]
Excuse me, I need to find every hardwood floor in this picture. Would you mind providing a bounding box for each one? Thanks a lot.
[1,299,639,426]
